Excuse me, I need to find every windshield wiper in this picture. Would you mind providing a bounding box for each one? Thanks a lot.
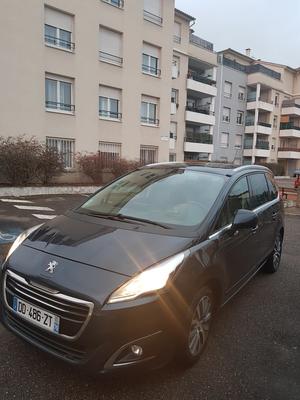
[116,214,170,229]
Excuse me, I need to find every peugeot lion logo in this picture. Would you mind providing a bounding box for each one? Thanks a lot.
[46,260,58,274]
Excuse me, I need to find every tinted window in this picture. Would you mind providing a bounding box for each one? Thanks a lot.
[265,174,278,200]
[248,173,269,208]
[79,169,227,228]
[216,177,251,228]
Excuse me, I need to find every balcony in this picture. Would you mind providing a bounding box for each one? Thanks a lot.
[45,34,75,52]
[187,71,217,97]
[243,139,270,158]
[245,121,272,135]
[278,147,300,160]
[143,10,163,25]
[185,106,215,125]
[184,133,214,154]
[189,34,213,51]
[45,101,75,114]
[99,109,122,121]
[279,122,300,139]
[141,116,159,126]
[142,64,161,77]
[99,51,123,66]
[246,96,274,112]
[281,100,300,117]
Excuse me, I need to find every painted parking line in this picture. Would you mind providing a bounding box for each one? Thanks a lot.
[14,205,54,211]
[32,214,57,220]
[1,199,33,203]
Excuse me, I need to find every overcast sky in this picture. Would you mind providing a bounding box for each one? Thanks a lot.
[175,0,300,68]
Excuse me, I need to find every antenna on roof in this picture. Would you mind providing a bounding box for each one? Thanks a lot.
[245,48,251,57]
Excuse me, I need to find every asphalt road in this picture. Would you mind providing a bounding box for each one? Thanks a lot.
[0,196,299,400]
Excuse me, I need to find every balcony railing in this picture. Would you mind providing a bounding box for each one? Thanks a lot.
[101,0,124,8]
[247,95,273,104]
[141,116,159,125]
[143,10,163,25]
[186,105,214,115]
[282,100,300,109]
[142,64,161,76]
[45,101,75,112]
[185,133,213,144]
[189,34,213,52]
[187,71,216,86]
[99,51,123,66]
[278,147,300,152]
[256,140,270,150]
[99,110,122,119]
[173,35,181,44]
[280,122,300,131]
[45,35,75,51]
[246,64,281,80]
[258,122,272,128]
[244,139,253,149]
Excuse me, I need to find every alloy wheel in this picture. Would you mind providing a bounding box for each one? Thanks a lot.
[188,295,212,356]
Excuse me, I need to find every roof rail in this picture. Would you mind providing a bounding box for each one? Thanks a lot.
[233,164,270,172]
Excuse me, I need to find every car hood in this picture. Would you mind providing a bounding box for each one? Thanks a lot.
[22,212,194,277]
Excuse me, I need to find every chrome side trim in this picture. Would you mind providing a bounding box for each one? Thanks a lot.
[209,224,232,240]
[3,270,94,342]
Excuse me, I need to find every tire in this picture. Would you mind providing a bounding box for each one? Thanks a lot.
[263,232,283,273]
[177,286,215,366]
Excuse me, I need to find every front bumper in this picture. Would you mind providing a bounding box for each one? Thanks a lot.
[0,269,177,373]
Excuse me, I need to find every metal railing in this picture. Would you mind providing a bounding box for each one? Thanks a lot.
[189,34,213,52]
[186,105,214,115]
[173,35,181,44]
[244,139,253,149]
[45,35,75,51]
[256,140,270,150]
[246,64,281,80]
[141,116,159,125]
[278,147,300,152]
[258,122,272,128]
[282,100,300,109]
[101,0,124,8]
[280,122,300,131]
[45,101,75,112]
[99,110,122,119]
[99,51,123,65]
[142,64,161,76]
[187,70,216,85]
[185,133,213,144]
[143,10,163,25]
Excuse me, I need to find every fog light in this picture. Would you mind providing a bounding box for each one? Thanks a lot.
[131,345,143,357]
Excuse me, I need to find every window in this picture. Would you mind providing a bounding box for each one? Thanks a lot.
[140,145,158,164]
[169,153,176,162]
[216,177,251,228]
[44,7,74,51]
[248,173,269,208]
[274,93,279,106]
[172,56,180,79]
[224,81,232,98]
[174,22,181,43]
[99,141,121,167]
[222,107,231,122]
[142,43,160,76]
[99,26,123,66]
[171,88,178,105]
[99,86,121,120]
[143,0,162,25]
[141,95,159,125]
[273,115,278,129]
[238,86,246,101]
[221,132,229,148]
[101,0,124,8]
[46,137,75,169]
[235,134,242,148]
[170,121,177,139]
[236,111,244,125]
[265,174,278,200]
[45,75,74,113]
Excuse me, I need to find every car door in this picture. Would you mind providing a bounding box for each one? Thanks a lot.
[248,173,274,264]
[211,175,258,295]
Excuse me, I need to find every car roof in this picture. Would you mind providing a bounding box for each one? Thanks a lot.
[142,162,270,177]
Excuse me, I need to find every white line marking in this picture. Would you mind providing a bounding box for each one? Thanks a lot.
[14,205,54,211]
[32,214,57,220]
[1,199,33,203]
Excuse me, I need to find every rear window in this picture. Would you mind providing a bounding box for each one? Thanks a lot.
[248,173,269,209]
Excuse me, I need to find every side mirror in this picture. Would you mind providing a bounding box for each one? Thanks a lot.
[232,209,258,231]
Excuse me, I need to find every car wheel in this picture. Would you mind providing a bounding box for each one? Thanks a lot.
[264,232,283,273]
[178,287,214,366]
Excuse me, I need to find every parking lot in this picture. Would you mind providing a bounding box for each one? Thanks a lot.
[0,195,299,400]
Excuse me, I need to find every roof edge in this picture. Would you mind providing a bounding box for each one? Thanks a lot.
[175,8,195,22]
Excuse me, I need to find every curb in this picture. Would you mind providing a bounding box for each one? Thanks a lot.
[0,186,100,197]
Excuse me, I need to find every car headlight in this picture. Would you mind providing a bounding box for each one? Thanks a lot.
[107,252,186,304]
[4,224,43,263]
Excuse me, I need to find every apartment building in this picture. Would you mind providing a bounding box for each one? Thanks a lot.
[214,48,300,175]
[0,0,218,173]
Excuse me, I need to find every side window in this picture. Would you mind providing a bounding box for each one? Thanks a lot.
[248,173,269,209]
[216,177,251,228]
[265,173,278,200]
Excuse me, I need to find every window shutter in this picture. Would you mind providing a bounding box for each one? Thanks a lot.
[99,27,122,57]
[174,22,181,37]
[144,0,162,16]
[143,42,160,58]
[45,7,72,31]
[99,85,121,100]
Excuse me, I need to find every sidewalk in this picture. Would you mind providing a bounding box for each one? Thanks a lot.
[285,207,300,216]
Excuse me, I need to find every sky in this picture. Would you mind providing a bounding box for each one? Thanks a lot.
[175,0,300,68]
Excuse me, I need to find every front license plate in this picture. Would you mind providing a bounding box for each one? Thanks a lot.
[12,296,60,334]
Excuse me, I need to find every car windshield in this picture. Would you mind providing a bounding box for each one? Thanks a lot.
[78,168,227,228]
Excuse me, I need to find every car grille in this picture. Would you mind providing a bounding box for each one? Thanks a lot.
[3,270,94,341]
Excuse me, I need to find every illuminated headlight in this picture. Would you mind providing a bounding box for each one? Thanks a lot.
[4,224,43,263]
[107,252,186,304]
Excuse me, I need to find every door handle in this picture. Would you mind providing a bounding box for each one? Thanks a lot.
[272,211,278,220]
[251,225,258,234]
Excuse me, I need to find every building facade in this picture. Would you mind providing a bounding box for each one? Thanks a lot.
[0,0,218,171]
